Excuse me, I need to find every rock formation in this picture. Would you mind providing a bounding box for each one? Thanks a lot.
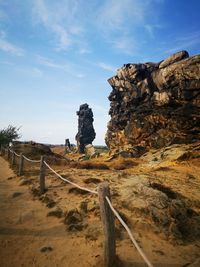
[106,51,200,156]
[65,138,71,153]
[76,104,96,153]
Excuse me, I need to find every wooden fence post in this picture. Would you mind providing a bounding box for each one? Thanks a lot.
[2,146,5,156]
[18,153,24,176]
[11,151,15,167]
[39,156,46,194]
[7,149,10,160]
[98,182,116,267]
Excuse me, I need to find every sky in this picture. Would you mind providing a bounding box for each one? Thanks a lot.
[0,0,200,145]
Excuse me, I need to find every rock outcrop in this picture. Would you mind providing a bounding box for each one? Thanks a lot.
[76,104,96,153]
[120,175,200,241]
[106,51,200,155]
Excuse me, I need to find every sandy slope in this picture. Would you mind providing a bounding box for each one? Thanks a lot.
[0,157,99,267]
[0,151,200,267]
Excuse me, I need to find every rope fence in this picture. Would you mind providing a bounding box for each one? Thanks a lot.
[0,145,154,267]
[13,151,20,157]
[22,154,41,163]
[44,161,98,195]
[106,196,154,267]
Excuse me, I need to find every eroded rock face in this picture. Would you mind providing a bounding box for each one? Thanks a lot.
[76,103,96,153]
[106,51,200,155]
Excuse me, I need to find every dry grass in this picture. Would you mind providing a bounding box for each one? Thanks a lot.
[69,161,109,170]
[108,158,139,170]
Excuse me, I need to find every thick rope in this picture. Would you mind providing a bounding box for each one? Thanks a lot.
[13,151,20,157]
[22,155,41,163]
[105,196,154,267]
[44,161,98,195]
[7,148,20,158]
[7,148,39,162]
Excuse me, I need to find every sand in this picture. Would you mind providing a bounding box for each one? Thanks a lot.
[0,157,100,267]
[0,150,200,267]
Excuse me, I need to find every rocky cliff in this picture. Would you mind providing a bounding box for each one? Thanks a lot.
[105,51,200,156]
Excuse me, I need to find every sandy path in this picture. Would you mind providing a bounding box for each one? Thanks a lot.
[0,157,99,267]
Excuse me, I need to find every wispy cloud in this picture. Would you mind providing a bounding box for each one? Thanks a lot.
[37,55,65,69]
[14,66,43,77]
[0,31,24,56]
[96,0,146,32]
[33,0,85,51]
[111,37,140,55]
[98,62,117,72]
[32,0,164,56]
[164,31,200,54]
[37,55,85,78]
[78,47,91,55]
[95,0,162,55]
[144,24,159,37]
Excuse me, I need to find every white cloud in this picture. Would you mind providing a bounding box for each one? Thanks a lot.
[144,24,154,37]
[95,0,160,55]
[111,37,139,55]
[78,47,91,55]
[97,0,146,32]
[33,0,71,49]
[144,24,163,38]
[53,24,72,49]
[32,0,164,56]
[37,55,66,69]
[0,31,24,56]
[33,0,85,51]
[164,31,200,54]
[37,55,85,78]
[98,62,117,72]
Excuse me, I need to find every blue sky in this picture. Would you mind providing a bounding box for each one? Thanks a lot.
[0,0,200,145]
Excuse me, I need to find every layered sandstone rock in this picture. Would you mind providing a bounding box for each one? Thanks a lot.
[106,51,200,155]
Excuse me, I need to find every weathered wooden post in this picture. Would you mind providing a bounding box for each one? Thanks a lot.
[98,182,116,267]
[9,150,13,163]
[1,145,4,156]
[11,151,15,167]
[39,156,46,194]
[18,153,24,176]
[7,148,11,160]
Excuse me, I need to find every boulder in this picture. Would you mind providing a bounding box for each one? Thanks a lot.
[85,144,96,157]
[159,50,189,69]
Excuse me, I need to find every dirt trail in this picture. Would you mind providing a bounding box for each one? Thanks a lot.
[0,157,99,267]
